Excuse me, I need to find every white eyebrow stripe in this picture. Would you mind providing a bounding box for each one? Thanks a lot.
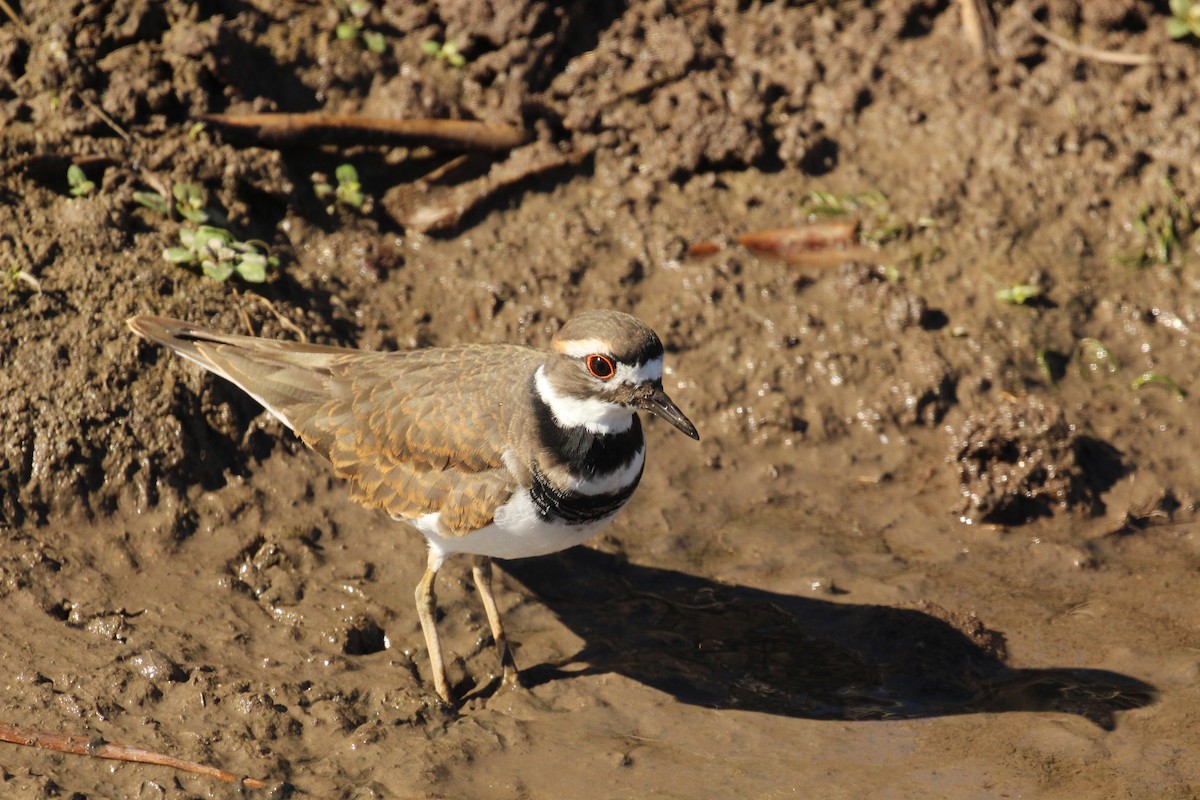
[615,356,662,385]
[554,338,613,358]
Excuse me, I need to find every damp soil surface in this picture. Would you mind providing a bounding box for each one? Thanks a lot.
[3,1,1200,797]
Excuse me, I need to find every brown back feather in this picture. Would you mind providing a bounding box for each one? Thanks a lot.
[128,316,540,535]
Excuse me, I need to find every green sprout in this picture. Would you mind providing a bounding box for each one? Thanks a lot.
[421,39,466,67]
[4,262,41,293]
[1116,177,1196,269]
[1130,372,1186,400]
[133,182,226,225]
[996,284,1043,305]
[313,164,372,214]
[334,0,386,53]
[1077,338,1120,380]
[1036,348,1067,387]
[132,190,170,215]
[163,225,278,283]
[67,164,95,197]
[173,182,209,223]
[1168,0,1200,39]
[799,189,911,248]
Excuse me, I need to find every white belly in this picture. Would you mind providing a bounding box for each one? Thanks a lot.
[408,488,621,561]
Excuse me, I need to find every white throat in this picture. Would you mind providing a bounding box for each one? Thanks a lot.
[534,365,635,435]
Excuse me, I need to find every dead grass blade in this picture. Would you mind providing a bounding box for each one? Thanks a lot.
[958,0,998,56]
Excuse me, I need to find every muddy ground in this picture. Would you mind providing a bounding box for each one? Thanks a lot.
[2,0,1199,797]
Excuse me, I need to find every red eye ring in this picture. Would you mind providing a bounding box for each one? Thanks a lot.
[586,354,616,380]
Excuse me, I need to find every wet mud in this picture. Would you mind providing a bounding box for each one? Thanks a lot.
[2,0,1200,797]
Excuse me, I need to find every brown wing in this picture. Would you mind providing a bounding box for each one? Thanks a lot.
[128,316,538,534]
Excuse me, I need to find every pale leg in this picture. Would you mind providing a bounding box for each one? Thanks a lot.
[415,548,451,703]
[472,555,520,686]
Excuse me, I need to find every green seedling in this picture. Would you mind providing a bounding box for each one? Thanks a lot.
[1168,0,1200,39]
[313,164,372,214]
[996,284,1043,305]
[799,189,911,248]
[4,262,41,293]
[132,190,170,215]
[1130,372,1186,400]
[1077,338,1120,379]
[163,225,277,283]
[1116,177,1196,268]
[173,182,209,223]
[67,164,95,197]
[1036,348,1068,387]
[334,0,386,53]
[133,182,226,225]
[421,39,466,67]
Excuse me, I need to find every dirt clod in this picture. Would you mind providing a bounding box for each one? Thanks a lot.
[951,396,1120,524]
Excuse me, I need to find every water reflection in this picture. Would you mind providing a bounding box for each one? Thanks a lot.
[503,548,1155,730]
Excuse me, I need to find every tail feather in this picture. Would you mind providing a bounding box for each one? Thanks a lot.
[127,315,356,430]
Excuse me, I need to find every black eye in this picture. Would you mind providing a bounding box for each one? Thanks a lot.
[586,354,616,380]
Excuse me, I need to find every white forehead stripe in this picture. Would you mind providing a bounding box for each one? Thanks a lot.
[535,366,635,435]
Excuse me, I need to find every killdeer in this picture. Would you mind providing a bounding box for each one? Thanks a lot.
[127,311,699,703]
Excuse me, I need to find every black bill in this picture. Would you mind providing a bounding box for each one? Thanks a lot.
[639,387,700,440]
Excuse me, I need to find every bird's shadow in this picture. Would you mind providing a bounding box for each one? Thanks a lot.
[500,548,1155,730]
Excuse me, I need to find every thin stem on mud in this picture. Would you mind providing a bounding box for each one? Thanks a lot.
[200,112,530,153]
[0,721,267,790]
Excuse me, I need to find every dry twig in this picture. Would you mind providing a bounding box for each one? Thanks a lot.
[387,141,593,233]
[0,721,267,790]
[1022,10,1152,66]
[241,293,310,342]
[201,113,529,153]
[688,221,867,266]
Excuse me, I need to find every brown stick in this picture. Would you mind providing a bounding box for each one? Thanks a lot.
[388,141,593,233]
[1022,12,1152,66]
[200,112,530,153]
[688,221,866,265]
[0,722,267,790]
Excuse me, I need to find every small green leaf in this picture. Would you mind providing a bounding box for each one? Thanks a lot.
[1167,17,1192,39]
[420,39,442,56]
[195,225,234,245]
[67,164,95,196]
[362,30,386,53]
[348,0,371,17]
[446,50,466,67]
[335,20,360,39]
[173,182,199,205]
[133,191,169,214]
[996,284,1043,305]
[1130,372,1186,400]
[201,260,235,282]
[1077,338,1120,377]
[1169,0,1190,18]
[335,163,359,184]
[236,255,268,283]
[163,247,195,264]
